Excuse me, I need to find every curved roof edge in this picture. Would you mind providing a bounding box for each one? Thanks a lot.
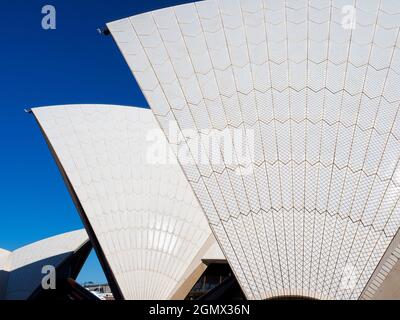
[31,104,214,300]
[0,248,10,266]
[32,104,149,112]
[2,229,90,300]
[361,230,400,300]
[31,105,129,300]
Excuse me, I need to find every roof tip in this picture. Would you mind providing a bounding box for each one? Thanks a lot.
[97,27,110,36]
[24,108,32,114]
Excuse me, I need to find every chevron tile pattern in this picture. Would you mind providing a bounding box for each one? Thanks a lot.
[33,105,214,300]
[108,0,400,299]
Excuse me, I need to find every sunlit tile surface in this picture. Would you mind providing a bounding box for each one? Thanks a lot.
[33,105,214,300]
[109,0,400,299]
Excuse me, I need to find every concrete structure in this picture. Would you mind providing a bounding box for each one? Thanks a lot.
[108,0,400,299]
[0,229,90,300]
[33,105,224,300]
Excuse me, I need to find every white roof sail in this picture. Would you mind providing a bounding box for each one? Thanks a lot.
[202,241,226,263]
[0,248,10,265]
[108,0,400,299]
[32,105,217,300]
[0,229,88,300]
[0,249,11,299]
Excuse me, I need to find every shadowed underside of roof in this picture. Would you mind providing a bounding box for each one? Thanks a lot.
[0,229,89,300]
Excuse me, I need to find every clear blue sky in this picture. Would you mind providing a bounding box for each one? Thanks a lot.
[0,0,191,284]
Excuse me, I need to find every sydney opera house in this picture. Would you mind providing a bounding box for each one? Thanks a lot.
[2,0,400,300]
[0,230,92,300]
